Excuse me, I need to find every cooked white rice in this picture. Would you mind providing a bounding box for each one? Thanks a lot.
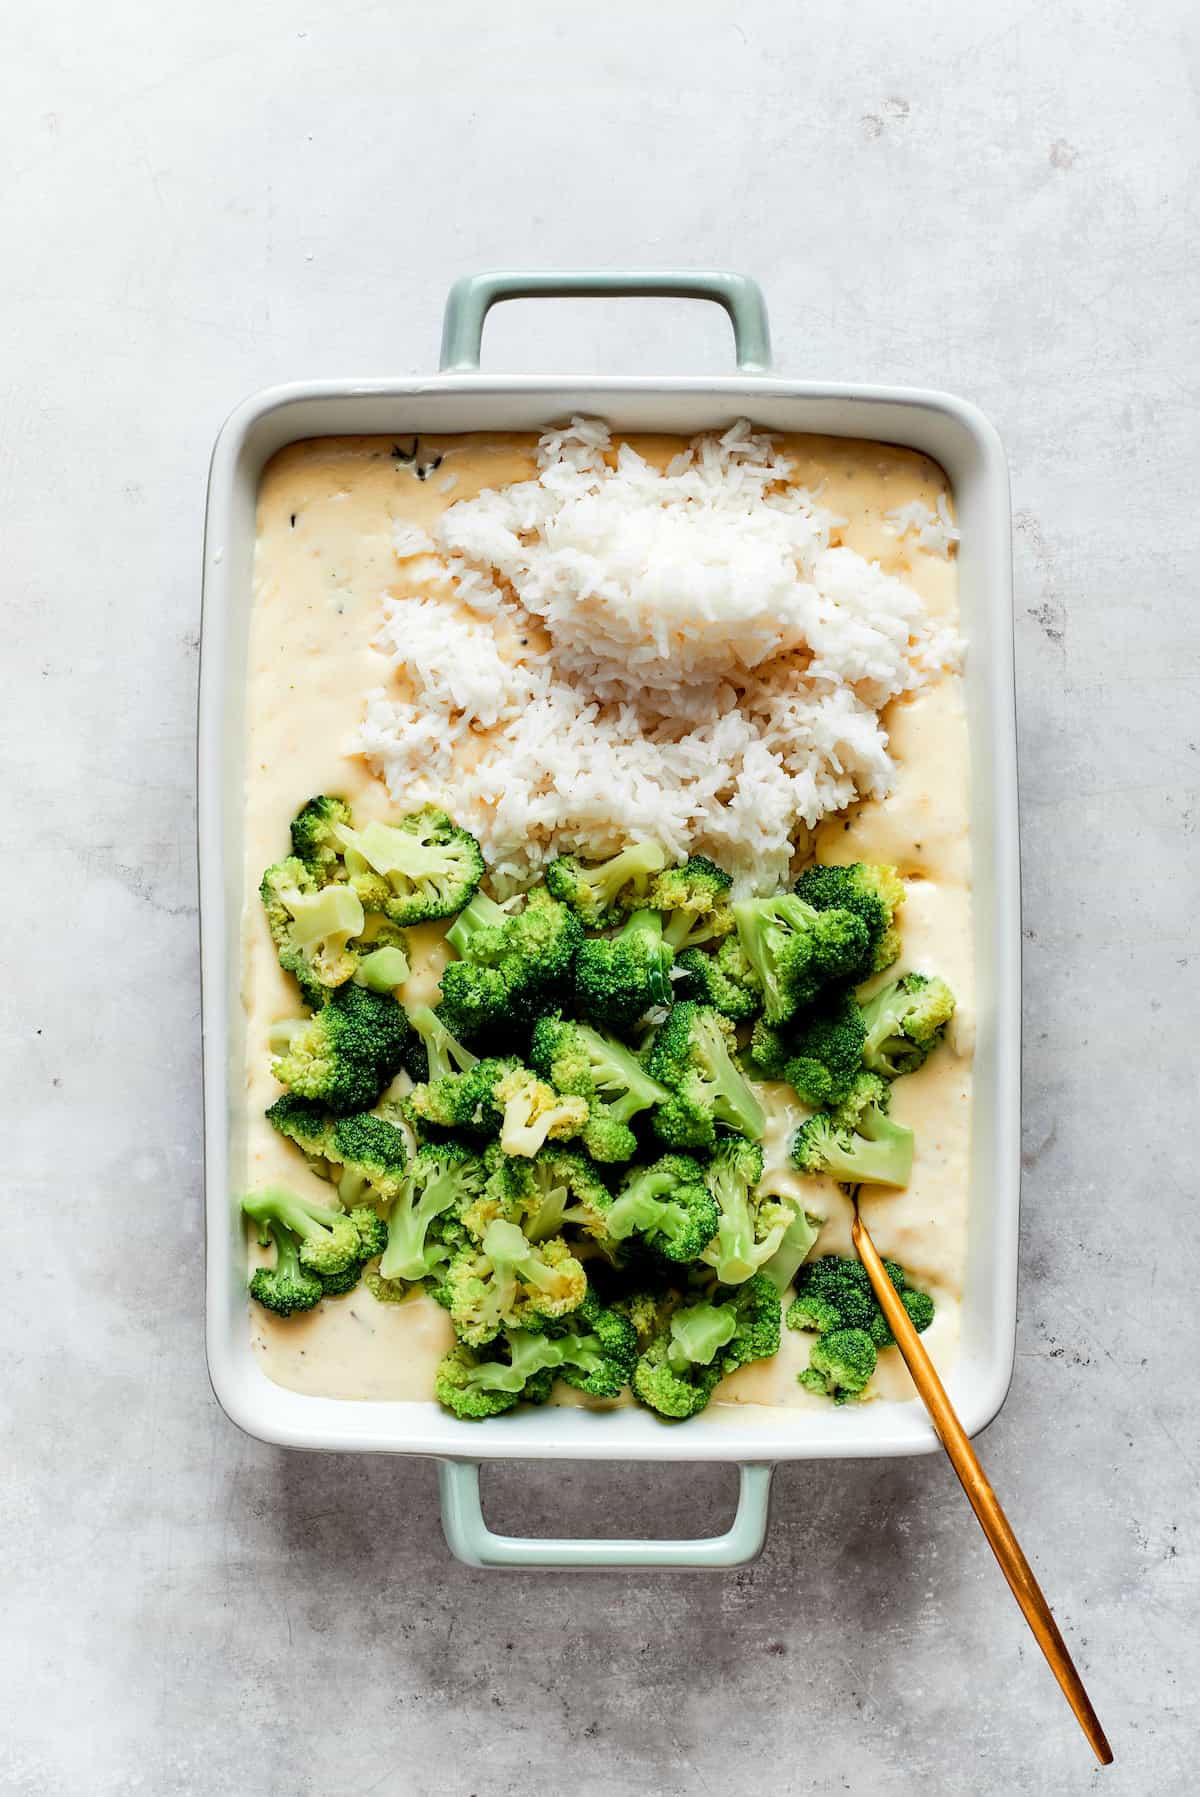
[359,419,960,893]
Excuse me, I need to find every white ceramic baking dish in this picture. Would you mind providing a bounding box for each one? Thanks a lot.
[200,272,1019,1568]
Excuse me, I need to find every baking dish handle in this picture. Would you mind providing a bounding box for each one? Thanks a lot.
[437,1459,775,1569]
[439,270,772,374]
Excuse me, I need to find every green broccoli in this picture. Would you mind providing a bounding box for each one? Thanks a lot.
[632,1273,781,1418]
[350,920,411,992]
[759,1201,823,1294]
[533,1291,640,1397]
[444,1218,588,1346]
[698,1137,798,1283]
[325,1113,409,1205]
[797,1328,878,1402]
[790,1080,914,1188]
[333,806,484,925]
[241,1185,361,1278]
[601,1154,720,1264]
[676,937,762,1022]
[749,990,867,1106]
[647,1002,766,1151]
[544,840,668,927]
[732,892,870,1025]
[269,984,410,1114]
[787,1252,936,1351]
[476,1146,610,1244]
[404,1004,479,1084]
[402,1056,516,1141]
[315,1206,390,1296]
[492,1066,588,1158]
[441,886,582,1040]
[793,861,906,975]
[649,855,734,950]
[434,1293,637,1417]
[289,794,354,881]
[860,973,957,1077]
[248,1221,324,1316]
[260,857,366,1005]
[378,1141,485,1283]
[573,910,674,1029]
[363,1266,416,1305]
[529,1015,669,1163]
[434,1336,561,1418]
[265,1093,333,1166]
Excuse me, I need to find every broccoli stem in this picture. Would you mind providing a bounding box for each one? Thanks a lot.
[695,1011,765,1139]
[409,1005,478,1080]
[446,890,506,958]
[667,1302,738,1371]
[380,1166,461,1280]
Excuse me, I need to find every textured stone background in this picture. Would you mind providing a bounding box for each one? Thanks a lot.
[3,2,1197,1791]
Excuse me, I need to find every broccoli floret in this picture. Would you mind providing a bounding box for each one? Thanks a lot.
[434,1336,561,1418]
[732,892,870,1026]
[759,1202,823,1294]
[441,886,582,1040]
[378,1141,485,1282]
[537,1291,640,1398]
[790,1086,914,1188]
[793,861,906,975]
[649,855,734,950]
[363,1266,415,1305]
[260,857,366,1005]
[350,925,411,993]
[326,1113,409,1205]
[434,1291,638,1417]
[601,1154,720,1264]
[787,1253,935,1352]
[315,1207,388,1297]
[647,1002,766,1151]
[749,990,866,1106]
[798,1328,878,1403]
[402,1056,516,1141]
[435,962,514,1046]
[860,973,957,1077]
[616,1287,682,1353]
[529,1016,669,1164]
[406,1005,479,1083]
[241,1185,361,1278]
[248,1220,324,1316]
[544,840,668,927]
[632,1274,781,1418]
[676,937,762,1022]
[574,911,674,1029]
[269,984,410,1114]
[333,806,484,925]
[445,1218,588,1346]
[477,1146,611,1244]
[290,795,354,880]
[265,1092,333,1165]
[698,1137,796,1283]
[494,1066,588,1158]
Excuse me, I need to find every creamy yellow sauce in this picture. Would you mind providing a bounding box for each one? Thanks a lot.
[242,432,971,1410]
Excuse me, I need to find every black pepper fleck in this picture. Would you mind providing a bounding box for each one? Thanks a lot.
[289,513,297,527]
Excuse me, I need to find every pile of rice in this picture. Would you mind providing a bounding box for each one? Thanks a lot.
[358,419,960,894]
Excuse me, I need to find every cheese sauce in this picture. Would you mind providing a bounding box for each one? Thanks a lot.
[242,433,971,1409]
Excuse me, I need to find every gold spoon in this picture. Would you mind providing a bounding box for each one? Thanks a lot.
[849,1198,1113,1767]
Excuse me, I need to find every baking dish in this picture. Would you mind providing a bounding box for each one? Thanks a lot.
[200,271,1019,1568]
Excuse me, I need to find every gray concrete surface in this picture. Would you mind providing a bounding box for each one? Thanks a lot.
[3,2,1197,1791]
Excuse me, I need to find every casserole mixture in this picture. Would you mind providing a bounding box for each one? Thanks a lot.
[240,428,971,1413]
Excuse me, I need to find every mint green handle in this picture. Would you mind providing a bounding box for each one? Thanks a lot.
[437,1460,775,1569]
[439,270,772,374]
